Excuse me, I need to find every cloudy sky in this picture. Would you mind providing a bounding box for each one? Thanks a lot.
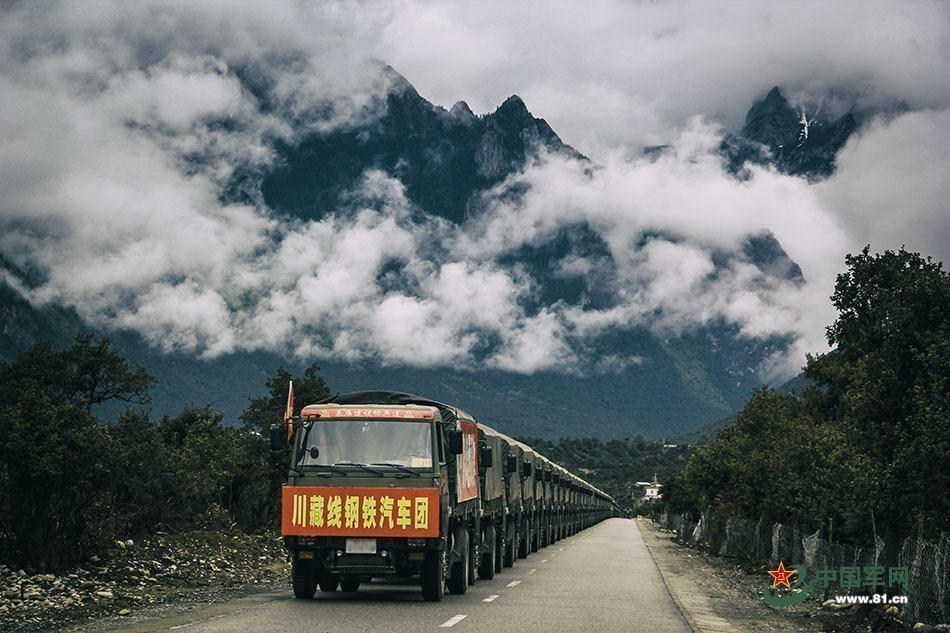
[0,0,947,377]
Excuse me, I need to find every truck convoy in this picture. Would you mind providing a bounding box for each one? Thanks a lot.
[272,390,617,601]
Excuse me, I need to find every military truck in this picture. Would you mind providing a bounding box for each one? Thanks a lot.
[272,390,618,601]
[275,391,481,601]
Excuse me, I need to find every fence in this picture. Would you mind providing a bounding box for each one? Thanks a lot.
[656,509,950,625]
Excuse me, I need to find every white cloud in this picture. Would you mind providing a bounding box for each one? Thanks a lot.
[815,108,950,264]
[381,1,950,155]
[0,0,946,381]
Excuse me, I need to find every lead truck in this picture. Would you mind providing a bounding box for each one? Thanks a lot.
[271,389,616,601]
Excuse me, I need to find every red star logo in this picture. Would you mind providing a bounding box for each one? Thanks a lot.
[768,562,797,589]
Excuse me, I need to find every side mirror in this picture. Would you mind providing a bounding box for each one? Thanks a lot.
[269,424,287,461]
[448,429,464,455]
[479,444,493,468]
[506,454,518,474]
[522,461,532,478]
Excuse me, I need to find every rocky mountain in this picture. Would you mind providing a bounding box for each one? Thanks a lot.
[259,68,584,224]
[0,74,836,440]
[721,86,857,179]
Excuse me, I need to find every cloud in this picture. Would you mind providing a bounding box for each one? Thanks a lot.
[0,0,945,381]
[381,1,950,156]
[815,108,950,264]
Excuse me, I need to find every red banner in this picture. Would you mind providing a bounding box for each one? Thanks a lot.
[457,421,479,502]
[299,406,435,420]
[281,486,440,538]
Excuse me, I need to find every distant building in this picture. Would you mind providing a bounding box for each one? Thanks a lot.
[635,473,662,500]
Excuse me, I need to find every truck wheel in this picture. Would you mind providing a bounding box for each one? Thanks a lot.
[318,577,339,592]
[518,521,529,558]
[447,531,468,595]
[292,559,316,599]
[340,578,360,593]
[478,525,495,580]
[531,518,540,552]
[468,540,478,586]
[504,526,516,567]
[495,531,504,573]
[421,550,445,602]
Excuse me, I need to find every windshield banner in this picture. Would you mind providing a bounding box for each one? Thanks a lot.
[281,486,440,537]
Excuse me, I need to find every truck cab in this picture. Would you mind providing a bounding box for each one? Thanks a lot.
[278,392,479,601]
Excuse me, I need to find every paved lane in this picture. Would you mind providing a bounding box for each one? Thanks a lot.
[97,518,690,633]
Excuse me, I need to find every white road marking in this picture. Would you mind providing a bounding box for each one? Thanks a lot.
[526,568,536,575]
[506,580,521,587]
[482,594,500,603]
[440,614,467,628]
[541,559,549,563]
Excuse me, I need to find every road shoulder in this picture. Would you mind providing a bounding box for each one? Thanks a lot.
[637,518,824,633]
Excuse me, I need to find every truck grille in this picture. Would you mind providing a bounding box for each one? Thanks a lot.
[334,554,395,574]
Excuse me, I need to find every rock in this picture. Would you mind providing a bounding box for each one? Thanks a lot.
[118,608,131,616]
[125,539,134,548]
[885,605,900,616]
[913,624,935,632]
[932,625,950,633]
[95,590,114,599]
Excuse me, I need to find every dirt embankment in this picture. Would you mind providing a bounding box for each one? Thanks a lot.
[0,530,289,633]
[638,518,913,633]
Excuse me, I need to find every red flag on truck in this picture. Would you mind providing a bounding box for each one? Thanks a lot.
[284,380,295,441]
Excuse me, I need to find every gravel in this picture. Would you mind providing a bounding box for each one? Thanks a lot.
[0,530,289,632]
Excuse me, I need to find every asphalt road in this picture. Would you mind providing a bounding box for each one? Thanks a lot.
[99,518,691,633]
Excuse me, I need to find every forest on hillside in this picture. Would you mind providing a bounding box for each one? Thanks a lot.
[666,247,949,547]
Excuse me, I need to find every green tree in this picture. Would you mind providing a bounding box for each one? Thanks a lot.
[666,389,864,533]
[238,364,334,527]
[0,382,110,569]
[0,332,154,409]
[0,335,154,569]
[805,246,949,539]
[667,246,949,545]
[240,363,331,433]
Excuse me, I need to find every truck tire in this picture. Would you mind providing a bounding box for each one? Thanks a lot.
[319,577,339,592]
[447,531,469,595]
[468,539,478,586]
[531,517,539,552]
[292,559,316,599]
[478,525,495,580]
[421,551,445,602]
[495,530,504,573]
[518,519,529,558]
[340,578,360,593]
[504,524,516,567]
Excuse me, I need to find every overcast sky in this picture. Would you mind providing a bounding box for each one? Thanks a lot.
[0,0,947,376]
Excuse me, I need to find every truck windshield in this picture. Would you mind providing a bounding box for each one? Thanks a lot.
[297,419,433,470]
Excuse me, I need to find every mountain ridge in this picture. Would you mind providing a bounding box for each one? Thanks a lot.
[721,85,858,179]
[0,73,851,440]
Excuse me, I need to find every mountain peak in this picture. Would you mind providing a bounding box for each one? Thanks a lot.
[722,85,861,180]
[496,94,530,117]
[449,100,476,123]
[763,86,787,104]
[261,72,584,225]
